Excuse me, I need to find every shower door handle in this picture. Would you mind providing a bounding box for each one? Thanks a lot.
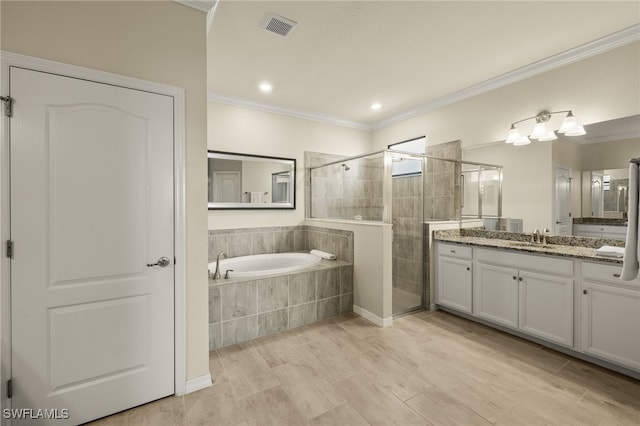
[460,174,464,208]
[147,257,171,268]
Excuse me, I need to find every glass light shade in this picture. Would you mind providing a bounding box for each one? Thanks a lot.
[513,136,531,146]
[530,122,548,140]
[564,125,586,136]
[505,126,521,144]
[558,113,578,133]
[538,131,557,141]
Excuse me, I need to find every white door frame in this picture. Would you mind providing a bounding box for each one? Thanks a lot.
[0,51,188,412]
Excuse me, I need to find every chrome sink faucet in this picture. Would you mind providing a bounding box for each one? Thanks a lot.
[542,228,550,245]
[211,251,227,280]
[532,229,541,244]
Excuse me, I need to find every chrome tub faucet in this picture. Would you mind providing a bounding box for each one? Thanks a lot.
[211,251,227,280]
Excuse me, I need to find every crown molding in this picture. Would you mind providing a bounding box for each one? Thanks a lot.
[173,0,216,13]
[372,24,640,131]
[207,92,372,131]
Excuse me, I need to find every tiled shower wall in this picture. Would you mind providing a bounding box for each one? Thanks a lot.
[306,151,384,221]
[424,140,461,221]
[392,175,423,297]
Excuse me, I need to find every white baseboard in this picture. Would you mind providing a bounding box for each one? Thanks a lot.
[183,373,212,395]
[353,305,393,328]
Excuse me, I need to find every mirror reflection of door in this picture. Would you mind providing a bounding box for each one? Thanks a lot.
[213,171,241,202]
[591,172,604,217]
[555,166,572,234]
[272,171,290,203]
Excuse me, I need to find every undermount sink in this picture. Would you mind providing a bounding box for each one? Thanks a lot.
[508,242,557,249]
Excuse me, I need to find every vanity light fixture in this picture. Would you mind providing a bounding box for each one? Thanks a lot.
[505,110,586,146]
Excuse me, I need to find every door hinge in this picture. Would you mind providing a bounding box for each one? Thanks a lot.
[0,96,13,118]
[7,379,12,399]
[6,240,14,259]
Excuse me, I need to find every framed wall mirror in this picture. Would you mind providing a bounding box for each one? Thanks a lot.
[208,151,296,210]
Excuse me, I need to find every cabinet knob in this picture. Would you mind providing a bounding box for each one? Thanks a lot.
[613,273,621,278]
[450,250,456,254]
[519,277,523,281]
[466,267,470,271]
[583,289,588,295]
[513,276,517,280]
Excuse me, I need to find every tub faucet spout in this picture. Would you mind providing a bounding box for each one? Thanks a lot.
[212,252,227,280]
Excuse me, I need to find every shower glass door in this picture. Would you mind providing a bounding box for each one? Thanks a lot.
[390,152,424,316]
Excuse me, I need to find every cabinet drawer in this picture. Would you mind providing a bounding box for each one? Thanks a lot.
[574,224,627,236]
[582,262,634,286]
[476,247,573,276]
[437,242,472,259]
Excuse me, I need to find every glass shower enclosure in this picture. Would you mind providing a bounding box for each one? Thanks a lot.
[309,150,501,317]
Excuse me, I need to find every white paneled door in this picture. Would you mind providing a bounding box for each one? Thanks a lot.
[9,67,174,424]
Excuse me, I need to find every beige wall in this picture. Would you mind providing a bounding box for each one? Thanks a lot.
[1,1,209,382]
[208,102,371,229]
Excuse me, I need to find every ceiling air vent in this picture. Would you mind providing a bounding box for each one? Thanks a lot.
[263,14,297,37]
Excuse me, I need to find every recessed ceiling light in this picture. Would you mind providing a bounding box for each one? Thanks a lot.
[259,82,273,92]
[371,102,382,110]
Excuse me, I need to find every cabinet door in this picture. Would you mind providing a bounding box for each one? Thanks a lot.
[474,263,518,328]
[581,282,640,371]
[519,271,573,347]
[437,256,473,313]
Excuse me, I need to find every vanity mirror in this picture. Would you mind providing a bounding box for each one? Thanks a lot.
[208,151,296,210]
[462,114,639,232]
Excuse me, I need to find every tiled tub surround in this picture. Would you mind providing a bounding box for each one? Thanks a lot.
[208,225,353,263]
[208,261,354,349]
[433,228,626,263]
[208,225,354,349]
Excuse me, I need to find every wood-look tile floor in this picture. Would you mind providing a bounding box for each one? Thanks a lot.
[90,311,640,426]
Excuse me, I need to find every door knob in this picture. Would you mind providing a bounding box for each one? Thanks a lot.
[147,257,171,268]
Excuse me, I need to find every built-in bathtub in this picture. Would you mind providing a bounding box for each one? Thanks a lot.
[208,252,353,350]
[209,252,322,279]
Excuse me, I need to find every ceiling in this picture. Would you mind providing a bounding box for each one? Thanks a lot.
[207,1,640,129]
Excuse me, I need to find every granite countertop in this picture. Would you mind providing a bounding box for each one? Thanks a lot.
[573,217,628,226]
[434,229,625,264]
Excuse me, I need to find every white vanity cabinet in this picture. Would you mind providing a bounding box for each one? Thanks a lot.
[573,224,627,241]
[580,262,640,371]
[474,248,574,347]
[435,243,473,314]
[434,239,639,375]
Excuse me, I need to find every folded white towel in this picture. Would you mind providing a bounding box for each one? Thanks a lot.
[310,249,337,260]
[250,192,263,203]
[595,245,625,258]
